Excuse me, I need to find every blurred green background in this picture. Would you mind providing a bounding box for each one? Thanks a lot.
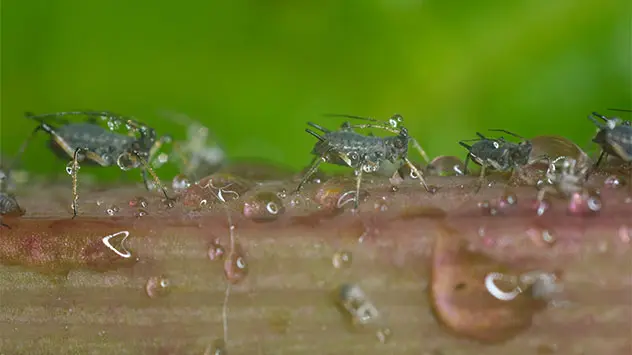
[1,0,630,183]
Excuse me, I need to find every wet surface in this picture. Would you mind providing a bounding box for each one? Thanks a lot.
[0,171,631,354]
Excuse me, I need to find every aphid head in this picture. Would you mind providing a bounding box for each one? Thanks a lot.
[512,140,532,166]
[390,128,410,156]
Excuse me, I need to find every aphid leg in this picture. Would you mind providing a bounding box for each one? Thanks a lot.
[475,164,487,193]
[70,147,87,219]
[354,168,363,210]
[462,153,471,175]
[136,153,175,204]
[403,157,431,192]
[295,154,327,193]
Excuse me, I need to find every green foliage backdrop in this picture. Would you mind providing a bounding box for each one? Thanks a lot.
[1,0,630,182]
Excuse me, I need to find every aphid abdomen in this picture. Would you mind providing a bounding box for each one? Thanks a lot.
[606,126,632,162]
[55,124,135,165]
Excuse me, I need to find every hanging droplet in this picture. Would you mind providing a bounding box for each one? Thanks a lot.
[224,247,248,284]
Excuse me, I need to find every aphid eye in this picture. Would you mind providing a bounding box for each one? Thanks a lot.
[394,139,405,149]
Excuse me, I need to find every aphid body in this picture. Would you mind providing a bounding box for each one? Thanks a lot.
[460,130,533,190]
[590,112,632,166]
[13,111,174,217]
[295,114,433,209]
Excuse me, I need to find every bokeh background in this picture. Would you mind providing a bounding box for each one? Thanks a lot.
[1,0,631,183]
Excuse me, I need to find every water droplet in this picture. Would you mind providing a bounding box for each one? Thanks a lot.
[129,197,148,208]
[242,191,285,222]
[145,275,171,298]
[163,198,176,209]
[526,227,557,247]
[604,175,624,189]
[390,185,399,192]
[96,199,104,206]
[567,191,601,215]
[224,248,248,284]
[65,162,75,175]
[533,199,551,216]
[208,240,226,261]
[172,174,191,192]
[477,200,498,215]
[332,250,352,269]
[376,327,392,344]
[337,283,379,326]
[134,209,148,218]
[276,188,287,199]
[499,191,517,208]
[425,155,465,176]
[105,205,119,216]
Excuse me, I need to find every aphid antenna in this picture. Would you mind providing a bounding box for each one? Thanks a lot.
[305,129,324,141]
[322,113,380,123]
[487,129,525,140]
[607,108,632,113]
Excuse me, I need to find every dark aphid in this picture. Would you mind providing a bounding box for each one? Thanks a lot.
[590,111,632,166]
[459,129,534,191]
[590,111,632,192]
[295,113,434,209]
[11,111,175,218]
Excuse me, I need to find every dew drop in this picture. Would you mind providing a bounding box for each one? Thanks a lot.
[527,227,557,247]
[243,191,284,222]
[145,275,171,298]
[129,197,148,208]
[332,250,353,269]
[376,327,393,344]
[208,240,226,261]
[134,209,148,218]
[172,174,191,192]
[105,205,119,216]
[224,249,248,284]
[390,185,399,192]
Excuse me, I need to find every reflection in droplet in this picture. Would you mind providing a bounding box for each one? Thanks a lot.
[332,250,353,269]
[242,191,285,222]
[134,209,148,218]
[145,275,171,298]
[567,191,601,215]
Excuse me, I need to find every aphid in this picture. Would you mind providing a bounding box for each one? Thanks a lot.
[590,111,632,165]
[459,129,533,191]
[589,111,632,191]
[295,113,434,209]
[536,156,590,202]
[12,111,175,217]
